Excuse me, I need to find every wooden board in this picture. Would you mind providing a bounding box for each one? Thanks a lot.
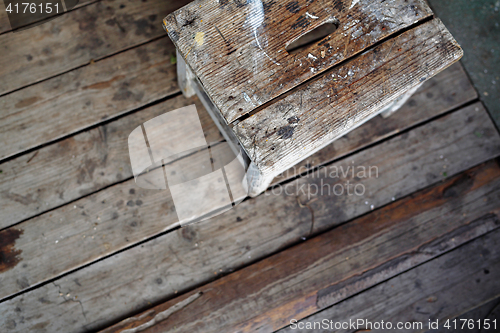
[0,93,224,230]
[277,227,500,333]
[270,62,477,184]
[0,38,178,161]
[0,0,191,97]
[234,18,463,179]
[100,160,500,333]
[0,0,97,34]
[0,62,475,230]
[0,1,11,34]
[164,0,434,123]
[0,103,498,331]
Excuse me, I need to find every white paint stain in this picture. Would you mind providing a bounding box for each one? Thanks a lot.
[308,53,318,60]
[305,12,319,19]
[242,92,253,104]
[195,32,205,46]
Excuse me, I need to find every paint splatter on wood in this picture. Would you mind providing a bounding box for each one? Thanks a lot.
[0,228,23,273]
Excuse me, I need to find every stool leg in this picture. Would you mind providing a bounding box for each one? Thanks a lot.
[176,49,273,198]
[245,163,274,197]
[176,49,196,98]
[379,83,423,118]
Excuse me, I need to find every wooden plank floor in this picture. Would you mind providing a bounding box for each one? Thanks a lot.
[0,1,499,332]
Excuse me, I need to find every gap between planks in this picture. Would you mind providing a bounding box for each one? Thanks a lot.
[276,221,500,333]
[0,42,179,163]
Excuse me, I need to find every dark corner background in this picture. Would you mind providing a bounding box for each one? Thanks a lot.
[427,0,500,130]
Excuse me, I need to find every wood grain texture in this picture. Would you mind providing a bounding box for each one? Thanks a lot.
[0,1,11,33]
[278,225,500,333]
[0,63,474,231]
[0,93,223,230]
[270,62,477,184]
[234,19,463,179]
[164,0,433,123]
[0,0,98,34]
[102,160,500,333]
[0,38,178,161]
[0,103,498,332]
[0,0,190,96]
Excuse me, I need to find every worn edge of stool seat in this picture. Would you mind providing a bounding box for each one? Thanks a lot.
[233,18,463,178]
[163,0,434,124]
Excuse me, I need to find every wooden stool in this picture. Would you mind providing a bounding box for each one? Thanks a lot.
[163,0,462,197]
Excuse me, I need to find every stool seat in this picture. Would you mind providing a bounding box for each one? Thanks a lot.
[163,0,462,196]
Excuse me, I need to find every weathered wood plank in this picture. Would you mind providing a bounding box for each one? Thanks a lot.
[235,19,463,179]
[101,160,500,333]
[0,0,98,34]
[0,103,498,332]
[0,62,476,230]
[0,93,223,231]
[277,226,500,333]
[0,0,190,96]
[164,0,434,123]
[0,1,11,33]
[0,38,178,161]
[271,62,476,184]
